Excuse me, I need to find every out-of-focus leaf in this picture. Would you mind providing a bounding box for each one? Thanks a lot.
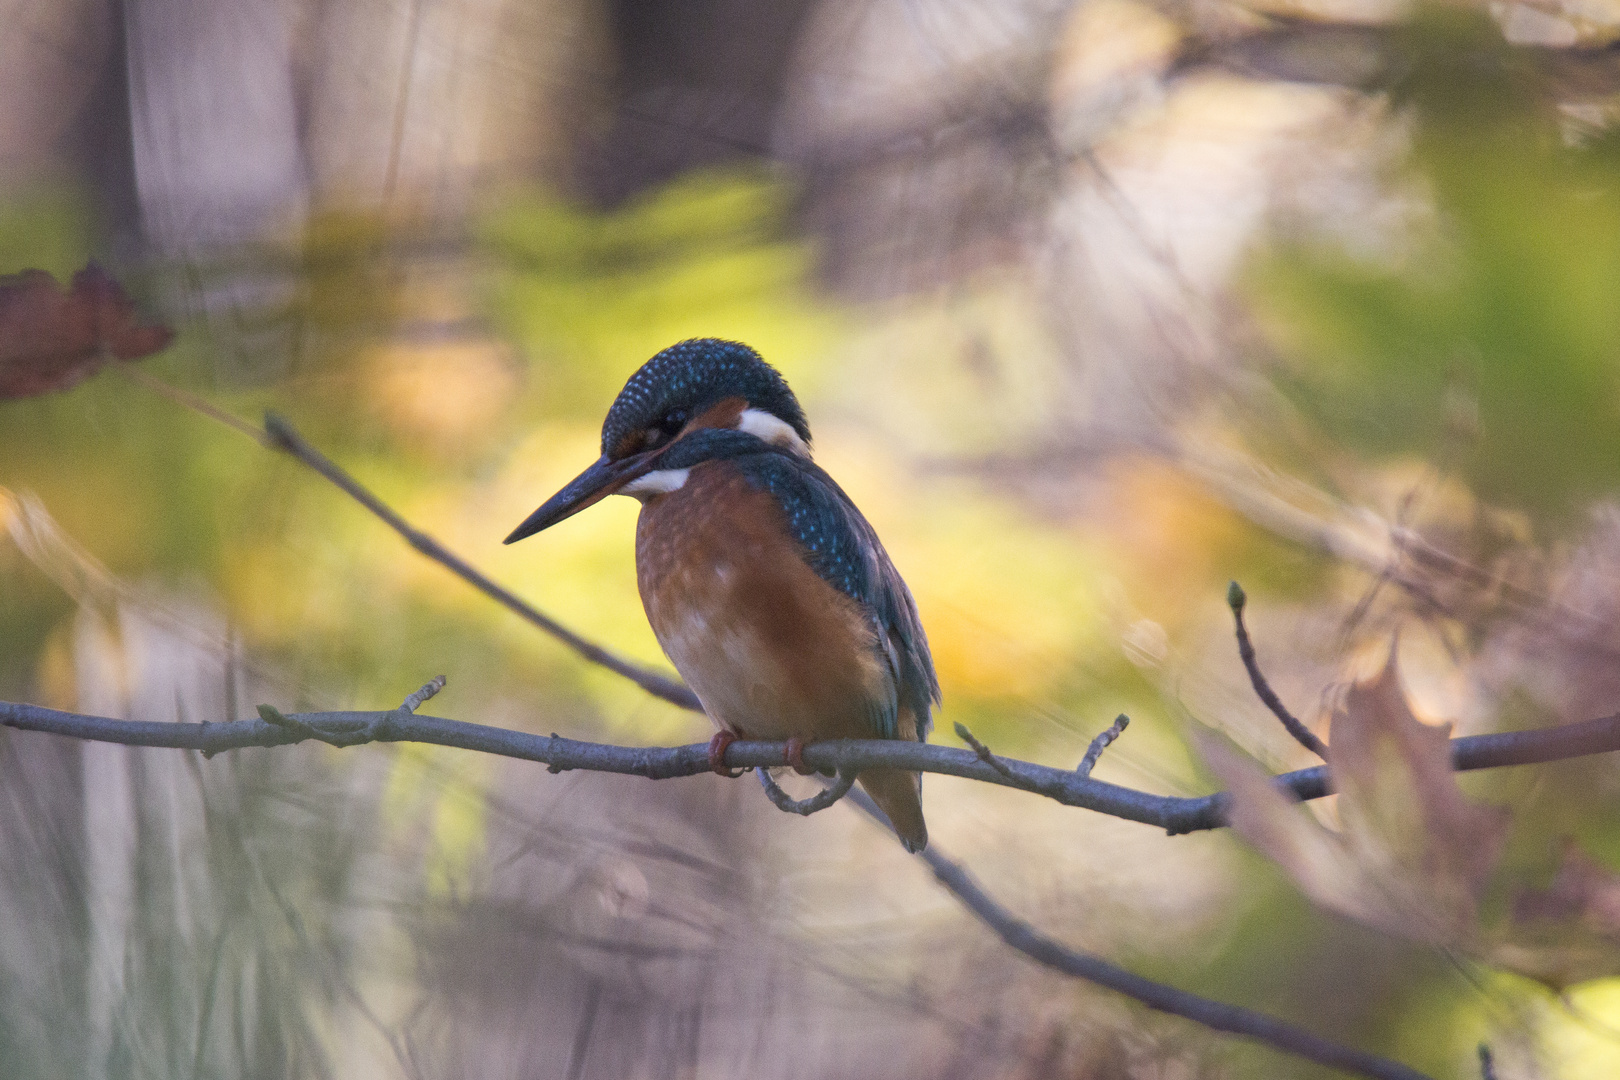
[1494,844,1620,990]
[1252,9,1620,522]
[1329,651,1509,919]
[0,265,173,399]
[479,171,844,419]
[1207,651,1508,945]
[1212,650,1620,989]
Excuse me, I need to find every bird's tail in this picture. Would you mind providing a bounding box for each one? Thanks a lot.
[859,769,927,853]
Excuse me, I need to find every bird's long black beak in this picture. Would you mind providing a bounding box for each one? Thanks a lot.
[503,453,653,544]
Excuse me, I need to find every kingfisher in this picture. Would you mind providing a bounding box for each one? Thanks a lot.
[504,339,939,852]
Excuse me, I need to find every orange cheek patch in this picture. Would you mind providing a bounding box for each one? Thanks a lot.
[611,430,647,459]
[685,396,746,434]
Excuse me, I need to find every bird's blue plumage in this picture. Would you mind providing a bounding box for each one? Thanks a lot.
[660,428,939,742]
[601,339,810,458]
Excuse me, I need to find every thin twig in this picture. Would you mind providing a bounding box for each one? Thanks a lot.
[955,722,1024,785]
[1477,1044,1496,1080]
[261,412,702,712]
[8,698,1620,835]
[1228,582,1330,760]
[111,375,700,710]
[364,674,448,740]
[836,784,1432,1080]
[953,721,1079,804]
[757,768,859,815]
[1077,714,1129,777]
[397,675,446,715]
[115,363,273,445]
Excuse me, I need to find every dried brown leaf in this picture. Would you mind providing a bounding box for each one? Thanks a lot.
[1206,648,1509,947]
[1491,844,1620,990]
[1202,734,1387,921]
[1328,652,1511,923]
[1516,847,1620,928]
[0,265,174,399]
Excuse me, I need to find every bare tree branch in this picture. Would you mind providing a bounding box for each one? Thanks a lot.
[261,412,702,712]
[6,698,1619,837]
[1227,581,1330,760]
[0,692,1450,1079]
[838,785,1431,1080]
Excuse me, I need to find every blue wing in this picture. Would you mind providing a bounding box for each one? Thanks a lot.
[741,452,939,743]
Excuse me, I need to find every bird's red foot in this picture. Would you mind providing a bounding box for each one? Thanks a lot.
[784,736,816,776]
[708,731,744,777]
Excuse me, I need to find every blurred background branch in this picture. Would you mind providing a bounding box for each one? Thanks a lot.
[259,410,703,710]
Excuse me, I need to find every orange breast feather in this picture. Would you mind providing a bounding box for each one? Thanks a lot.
[636,461,892,741]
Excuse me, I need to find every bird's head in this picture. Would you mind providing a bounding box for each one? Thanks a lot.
[504,338,810,544]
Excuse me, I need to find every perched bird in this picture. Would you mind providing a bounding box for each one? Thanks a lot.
[504,339,939,851]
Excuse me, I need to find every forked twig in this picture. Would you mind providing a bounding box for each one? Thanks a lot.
[262,413,702,712]
[954,721,1024,785]
[1228,581,1330,760]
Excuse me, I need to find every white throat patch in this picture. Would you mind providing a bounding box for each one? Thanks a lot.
[737,408,810,456]
[619,468,691,500]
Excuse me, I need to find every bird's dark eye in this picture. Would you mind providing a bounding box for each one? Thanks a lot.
[642,408,689,449]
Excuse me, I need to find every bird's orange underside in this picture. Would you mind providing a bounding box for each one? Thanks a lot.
[636,459,889,742]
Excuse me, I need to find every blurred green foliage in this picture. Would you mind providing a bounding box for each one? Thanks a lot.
[0,185,93,279]
[1253,10,1620,523]
[479,170,848,418]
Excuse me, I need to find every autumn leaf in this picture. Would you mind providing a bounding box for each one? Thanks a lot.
[1493,844,1620,990]
[1208,648,1620,987]
[1205,650,1509,947]
[0,264,174,399]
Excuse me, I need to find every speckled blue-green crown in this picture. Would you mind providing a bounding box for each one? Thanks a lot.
[601,339,811,455]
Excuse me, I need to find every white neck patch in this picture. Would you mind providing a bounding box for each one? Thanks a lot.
[619,468,691,501]
[737,408,810,457]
